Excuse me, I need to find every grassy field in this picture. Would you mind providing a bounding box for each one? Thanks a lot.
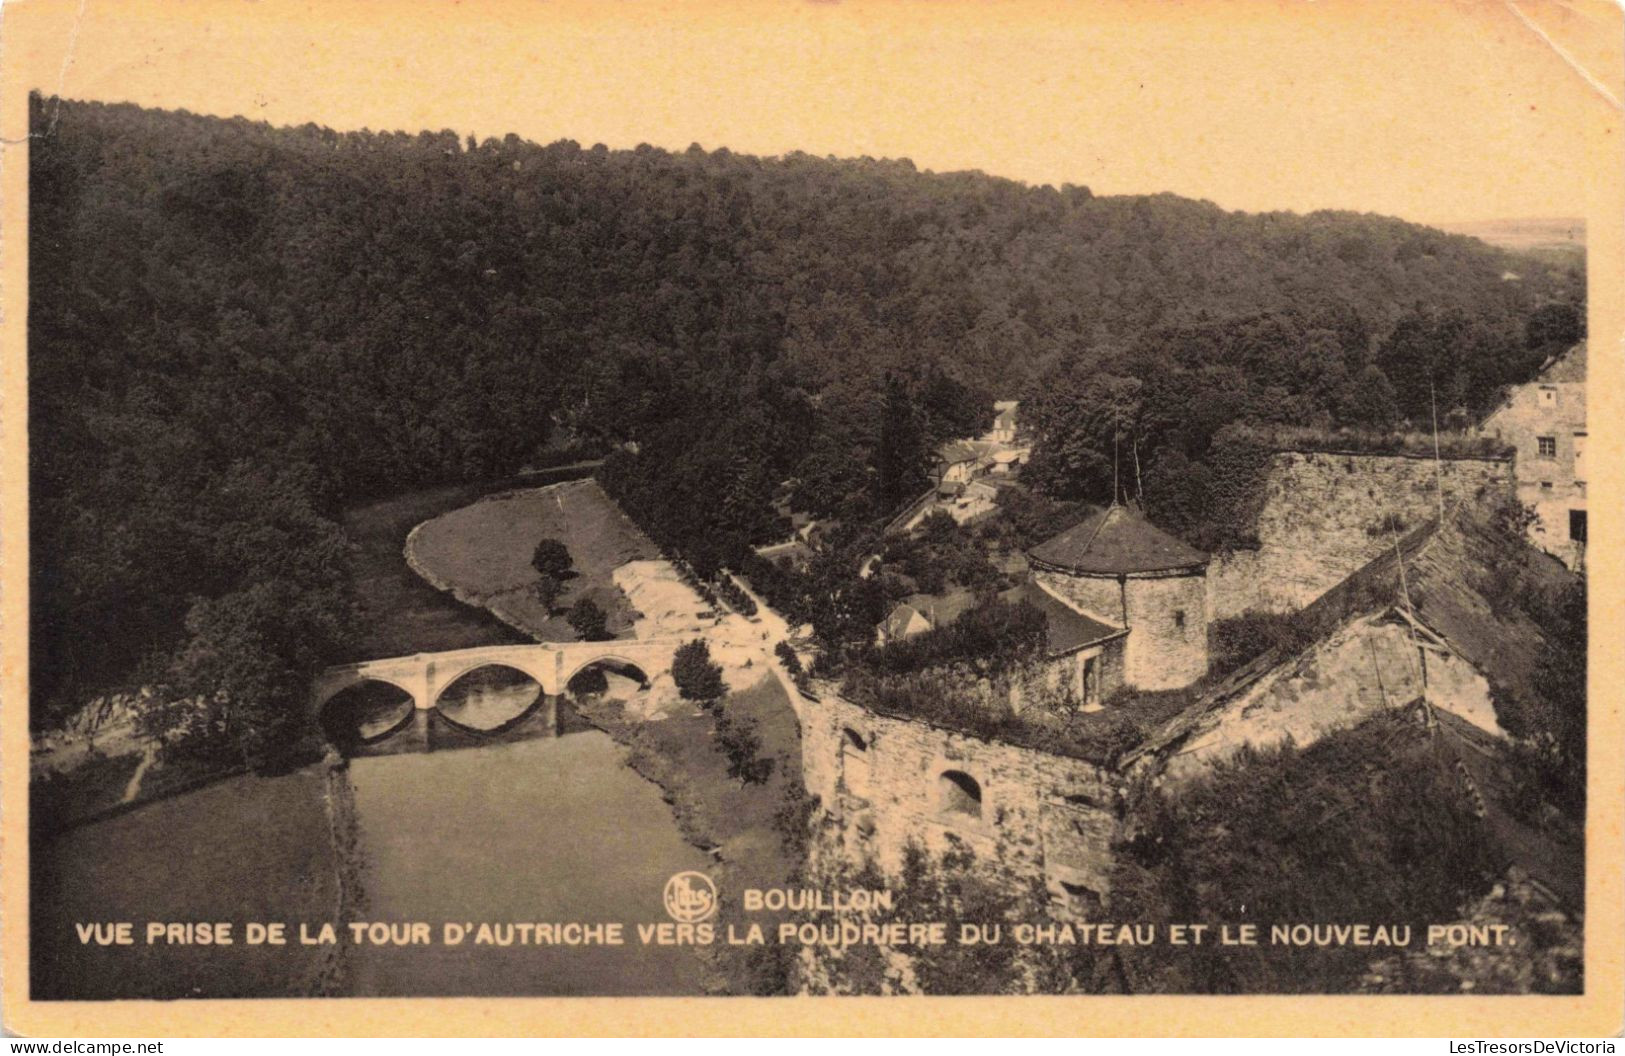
[32,766,341,999]
[406,479,660,641]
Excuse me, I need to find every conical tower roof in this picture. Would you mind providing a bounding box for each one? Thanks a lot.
[1028,504,1208,575]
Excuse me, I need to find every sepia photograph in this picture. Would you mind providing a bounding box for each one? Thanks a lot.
[2,0,1620,1038]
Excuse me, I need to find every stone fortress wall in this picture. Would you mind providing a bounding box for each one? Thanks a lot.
[795,692,1122,913]
[1207,450,1512,619]
[790,447,1517,936]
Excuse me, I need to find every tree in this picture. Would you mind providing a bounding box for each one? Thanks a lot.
[531,537,573,580]
[534,574,564,614]
[28,93,1581,740]
[566,597,611,641]
[1110,712,1500,993]
[1021,372,1143,504]
[1342,364,1401,429]
[715,708,775,784]
[144,585,316,772]
[877,372,928,513]
[672,638,726,705]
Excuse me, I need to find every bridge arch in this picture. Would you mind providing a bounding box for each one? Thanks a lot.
[318,677,417,748]
[432,662,549,733]
[562,654,653,696]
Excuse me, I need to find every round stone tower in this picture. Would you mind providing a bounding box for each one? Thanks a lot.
[1027,504,1210,691]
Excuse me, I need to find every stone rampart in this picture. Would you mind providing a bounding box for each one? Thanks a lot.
[1208,451,1511,618]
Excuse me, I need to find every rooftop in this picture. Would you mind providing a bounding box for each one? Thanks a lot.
[879,603,930,640]
[936,440,982,464]
[1003,580,1125,656]
[1028,503,1209,575]
[1538,340,1586,384]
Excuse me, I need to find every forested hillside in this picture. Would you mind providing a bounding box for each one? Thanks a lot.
[29,95,1582,746]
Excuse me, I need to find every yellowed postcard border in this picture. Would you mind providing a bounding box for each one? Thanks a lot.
[2,0,1621,1037]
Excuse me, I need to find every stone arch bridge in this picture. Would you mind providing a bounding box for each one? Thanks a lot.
[312,639,687,715]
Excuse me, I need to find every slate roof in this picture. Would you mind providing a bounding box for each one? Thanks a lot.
[1403,512,1574,707]
[1003,581,1126,656]
[904,590,980,628]
[1028,504,1209,575]
[1538,340,1586,383]
[1124,505,1578,769]
[936,440,982,464]
[878,603,931,641]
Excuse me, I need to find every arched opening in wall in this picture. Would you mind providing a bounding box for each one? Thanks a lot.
[938,770,982,820]
[840,727,871,800]
[565,658,650,701]
[320,680,415,750]
[1058,880,1103,915]
[435,664,545,734]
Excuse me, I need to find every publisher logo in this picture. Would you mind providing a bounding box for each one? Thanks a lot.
[663,871,718,923]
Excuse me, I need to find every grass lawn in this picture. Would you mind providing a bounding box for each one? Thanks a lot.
[406,479,660,641]
[31,766,341,999]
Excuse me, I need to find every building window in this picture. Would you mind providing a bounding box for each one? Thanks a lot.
[1173,609,1186,629]
[1540,386,1557,408]
[1540,481,1554,490]
[1538,436,1557,459]
[1080,654,1099,706]
[1570,509,1587,543]
[938,770,983,819]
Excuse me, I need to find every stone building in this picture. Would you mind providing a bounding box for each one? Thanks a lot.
[1027,504,1210,691]
[988,400,1019,444]
[798,693,1122,914]
[1479,341,1587,570]
[1001,579,1127,710]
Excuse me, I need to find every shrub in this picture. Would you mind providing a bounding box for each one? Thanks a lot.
[715,708,775,784]
[672,639,726,705]
[1208,610,1318,678]
[1111,711,1502,993]
[861,598,1048,679]
[530,538,573,579]
[566,597,611,641]
[1365,512,1408,538]
[534,574,564,614]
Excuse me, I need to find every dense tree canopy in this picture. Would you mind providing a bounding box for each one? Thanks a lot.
[29,94,1582,742]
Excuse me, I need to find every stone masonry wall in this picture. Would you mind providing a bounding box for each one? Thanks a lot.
[1159,614,1500,787]
[1034,569,1208,690]
[1207,451,1512,618]
[798,693,1123,911]
[1033,570,1124,627]
[1121,572,1208,689]
[1480,377,1586,570]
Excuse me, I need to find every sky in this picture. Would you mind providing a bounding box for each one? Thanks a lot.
[6,0,1621,225]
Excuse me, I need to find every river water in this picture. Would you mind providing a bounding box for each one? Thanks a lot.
[343,710,710,996]
[37,474,713,999]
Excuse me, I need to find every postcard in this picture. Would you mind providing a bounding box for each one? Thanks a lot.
[2,0,1621,1037]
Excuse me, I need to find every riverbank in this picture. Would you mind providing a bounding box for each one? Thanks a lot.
[31,766,341,999]
[405,477,659,642]
[575,674,809,995]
